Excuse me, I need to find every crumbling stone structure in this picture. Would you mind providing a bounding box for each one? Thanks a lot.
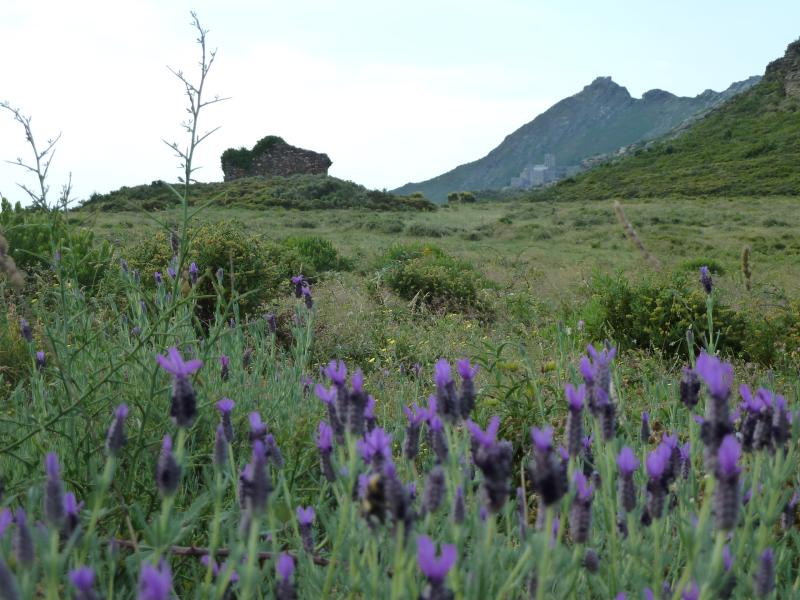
[221,136,332,181]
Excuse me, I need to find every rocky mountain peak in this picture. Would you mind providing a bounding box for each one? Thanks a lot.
[765,38,800,98]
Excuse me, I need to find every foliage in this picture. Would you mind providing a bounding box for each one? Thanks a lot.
[0,198,114,289]
[375,243,494,313]
[80,175,437,212]
[283,235,352,273]
[220,135,287,171]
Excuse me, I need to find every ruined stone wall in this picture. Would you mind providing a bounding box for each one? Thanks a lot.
[222,140,332,182]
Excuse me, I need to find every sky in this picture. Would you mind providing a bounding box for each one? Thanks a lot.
[1,0,798,205]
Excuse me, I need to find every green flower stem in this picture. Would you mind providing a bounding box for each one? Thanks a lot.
[203,469,225,591]
[535,506,555,600]
[81,455,117,560]
[672,475,715,600]
[45,528,60,600]
[240,514,262,599]
[699,530,727,600]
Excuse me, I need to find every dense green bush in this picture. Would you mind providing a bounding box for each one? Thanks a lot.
[283,235,351,273]
[0,198,114,289]
[375,243,493,313]
[582,271,749,358]
[126,221,295,320]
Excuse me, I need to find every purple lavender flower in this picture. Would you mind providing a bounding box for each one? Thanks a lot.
[316,422,335,482]
[297,506,315,553]
[276,553,296,600]
[680,367,701,409]
[714,435,741,530]
[265,312,277,333]
[63,491,82,536]
[696,352,733,406]
[167,265,177,279]
[466,416,500,448]
[154,271,163,285]
[452,485,466,525]
[753,548,774,598]
[19,318,32,343]
[188,261,198,285]
[301,284,313,309]
[582,343,616,414]
[528,426,567,507]
[44,452,65,527]
[248,412,268,443]
[456,358,478,418]
[682,581,700,600]
[291,274,304,298]
[13,509,34,566]
[219,355,230,381]
[264,434,284,468]
[417,535,457,591]
[137,561,171,600]
[35,350,45,370]
[570,471,594,544]
[640,411,650,443]
[565,383,585,457]
[434,358,459,422]
[0,508,12,539]
[422,465,446,515]
[315,383,343,443]
[679,442,691,479]
[344,369,368,436]
[699,266,713,294]
[357,427,392,468]
[644,448,667,521]
[156,347,202,428]
[0,558,19,600]
[216,267,224,283]
[241,440,272,518]
[531,426,554,453]
[216,398,234,443]
[617,447,639,513]
[155,436,181,497]
[70,566,99,600]
[583,548,599,573]
[403,403,426,460]
[364,395,377,431]
[429,415,449,464]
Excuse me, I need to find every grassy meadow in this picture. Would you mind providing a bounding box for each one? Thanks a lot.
[1,188,799,598]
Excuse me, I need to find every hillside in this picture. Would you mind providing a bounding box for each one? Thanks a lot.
[79,174,436,212]
[534,39,800,201]
[393,75,759,202]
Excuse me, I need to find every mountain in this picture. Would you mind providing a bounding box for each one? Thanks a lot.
[393,75,760,202]
[534,38,800,201]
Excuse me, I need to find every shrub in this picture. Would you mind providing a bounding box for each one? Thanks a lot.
[126,221,293,320]
[0,199,114,289]
[582,271,749,359]
[376,243,493,313]
[678,258,726,276]
[283,235,351,273]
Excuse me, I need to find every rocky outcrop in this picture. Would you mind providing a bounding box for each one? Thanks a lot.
[221,136,332,182]
[765,38,800,99]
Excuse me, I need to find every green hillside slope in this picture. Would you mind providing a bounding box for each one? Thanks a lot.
[534,40,800,201]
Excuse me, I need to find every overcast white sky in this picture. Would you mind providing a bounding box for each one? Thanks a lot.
[1,0,798,204]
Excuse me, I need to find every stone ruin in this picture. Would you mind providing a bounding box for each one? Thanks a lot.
[221,136,332,182]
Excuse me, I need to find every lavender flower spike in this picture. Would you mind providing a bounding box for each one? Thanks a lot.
[434,358,459,422]
[466,416,500,448]
[156,347,203,428]
[137,561,172,600]
[19,318,32,343]
[699,265,713,294]
[106,403,130,456]
[216,398,234,443]
[70,566,99,600]
[276,552,297,600]
[63,492,82,536]
[0,557,20,600]
[417,535,457,586]
[640,411,650,443]
[753,548,774,597]
[565,383,585,457]
[531,426,554,454]
[155,435,181,497]
[645,448,668,520]
[13,509,34,567]
[219,355,230,381]
[617,447,639,513]
[297,506,316,553]
[316,421,336,482]
[402,403,426,460]
[35,350,45,370]
[189,261,198,285]
[44,452,66,527]
[714,435,741,530]
[456,358,479,418]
